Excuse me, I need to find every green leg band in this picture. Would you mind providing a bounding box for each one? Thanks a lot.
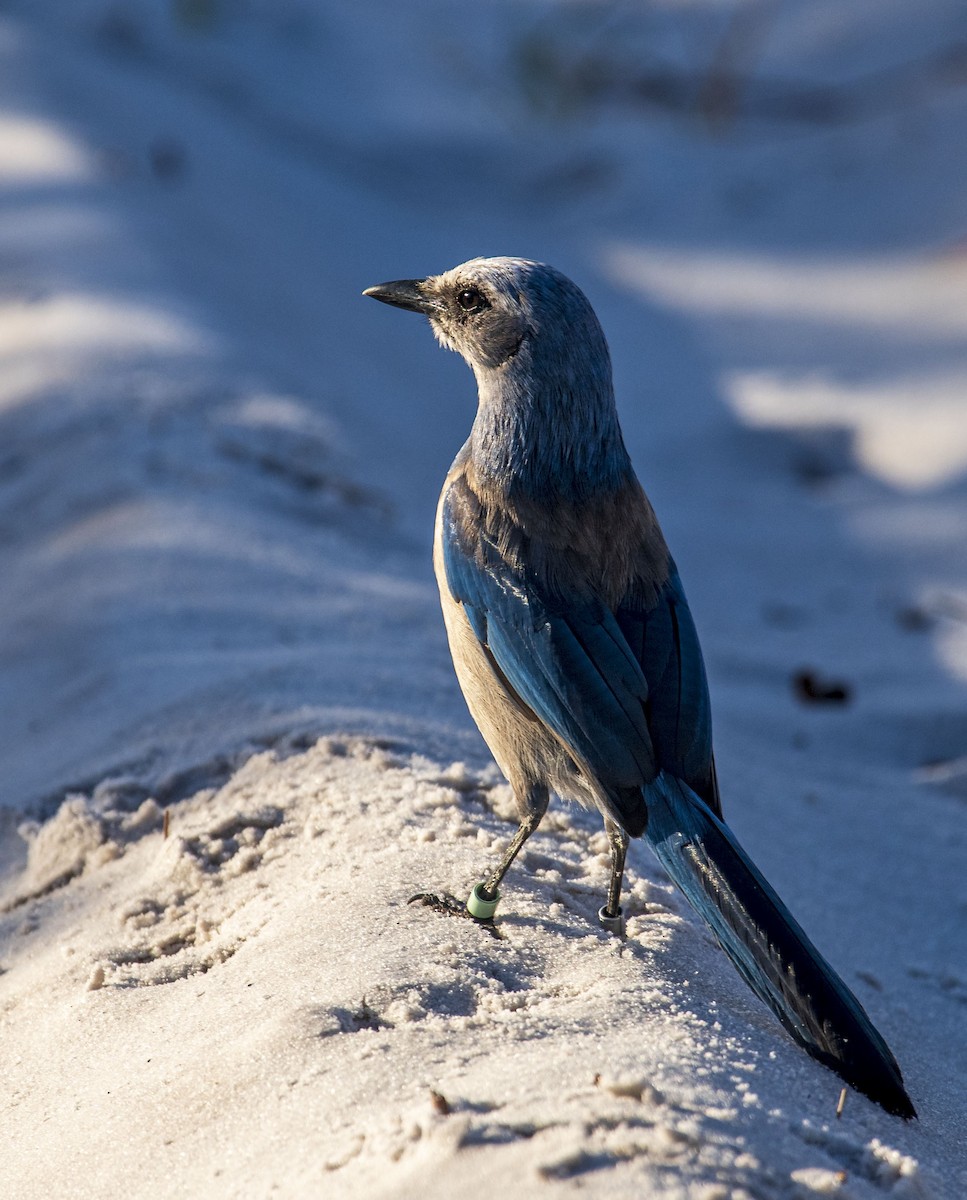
[467,883,500,920]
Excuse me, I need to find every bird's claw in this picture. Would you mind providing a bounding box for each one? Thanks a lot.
[408,891,467,917]
[407,892,501,939]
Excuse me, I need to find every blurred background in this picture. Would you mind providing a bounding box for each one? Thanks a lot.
[2,0,967,830]
[3,8,967,1189]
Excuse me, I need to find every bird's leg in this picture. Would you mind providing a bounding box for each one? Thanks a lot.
[598,819,628,935]
[478,814,540,898]
[467,784,548,920]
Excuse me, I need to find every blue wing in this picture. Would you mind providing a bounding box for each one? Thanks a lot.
[615,572,718,813]
[441,484,717,825]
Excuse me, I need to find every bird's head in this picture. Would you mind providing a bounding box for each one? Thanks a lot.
[366,257,628,495]
[364,257,611,388]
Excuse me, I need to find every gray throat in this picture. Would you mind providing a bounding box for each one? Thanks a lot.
[468,367,632,504]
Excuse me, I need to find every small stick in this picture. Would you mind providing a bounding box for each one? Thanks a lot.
[836,1087,847,1119]
[163,808,170,839]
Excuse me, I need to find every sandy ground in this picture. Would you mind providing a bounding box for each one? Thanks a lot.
[1,3,965,1196]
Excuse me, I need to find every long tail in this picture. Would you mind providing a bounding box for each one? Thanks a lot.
[644,774,916,1119]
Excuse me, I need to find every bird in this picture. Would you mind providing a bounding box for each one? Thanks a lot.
[363,257,916,1119]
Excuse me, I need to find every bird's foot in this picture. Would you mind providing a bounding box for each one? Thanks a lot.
[408,891,467,918]
[408,891,501,939]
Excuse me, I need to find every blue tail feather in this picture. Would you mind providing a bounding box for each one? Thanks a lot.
[645,775,916,1119]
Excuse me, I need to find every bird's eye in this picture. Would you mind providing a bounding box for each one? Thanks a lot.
[456,287,489,314]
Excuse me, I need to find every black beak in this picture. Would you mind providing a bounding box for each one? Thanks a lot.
[362,278,433,314]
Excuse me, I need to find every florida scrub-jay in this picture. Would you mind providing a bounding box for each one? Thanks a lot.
[364,257,915,1119]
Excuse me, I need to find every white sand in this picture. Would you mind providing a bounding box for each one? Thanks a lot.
[1,3,965,1196]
